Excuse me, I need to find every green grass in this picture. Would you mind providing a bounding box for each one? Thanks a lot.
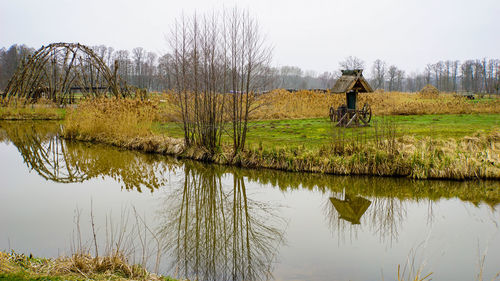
[153,113,500,149]
[0,251,178,281]
[0,272,67,281]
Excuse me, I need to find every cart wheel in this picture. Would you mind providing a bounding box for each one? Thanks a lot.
[329,106,335,121]
[362,103,372,123]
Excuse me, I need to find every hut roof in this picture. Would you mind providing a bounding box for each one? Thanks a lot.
[330,195,371,224]
[331,69,373,93]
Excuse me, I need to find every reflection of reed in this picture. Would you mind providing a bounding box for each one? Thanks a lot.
[158,163,285,281]
[242,169,500,208]
[0,121,172,191]
[324,190,407,246]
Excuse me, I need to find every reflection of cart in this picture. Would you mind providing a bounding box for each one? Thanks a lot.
[329,69,373,127]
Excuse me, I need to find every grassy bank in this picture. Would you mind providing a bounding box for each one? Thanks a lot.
[0,251,175,281]
[61,98,500,180]
[0,98,65,120]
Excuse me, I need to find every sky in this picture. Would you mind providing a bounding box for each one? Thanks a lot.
[1,0,499,75]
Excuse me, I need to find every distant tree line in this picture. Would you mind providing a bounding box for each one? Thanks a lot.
[370,58,500,93]
[1,44,499,93]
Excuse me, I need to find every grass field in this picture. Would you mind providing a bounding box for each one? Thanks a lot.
[153,113,500,149]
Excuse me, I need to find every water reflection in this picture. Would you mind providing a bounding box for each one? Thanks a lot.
[0,121,173,191]
[330,194,371,225]
[158,162,286,281]
[325,192,408,245]
[1,121,499,280]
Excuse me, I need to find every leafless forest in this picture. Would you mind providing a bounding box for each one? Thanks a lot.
[1,43,499,94]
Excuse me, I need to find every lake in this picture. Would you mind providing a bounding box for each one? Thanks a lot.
[0,121,499,281]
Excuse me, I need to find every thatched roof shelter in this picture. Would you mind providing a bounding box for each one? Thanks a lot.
[331,69,373,93]
[330,195,371,224]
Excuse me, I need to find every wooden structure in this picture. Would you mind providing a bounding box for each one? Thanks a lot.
[330,195,371,225]
[329,69,374,127]
[3,42,125,104]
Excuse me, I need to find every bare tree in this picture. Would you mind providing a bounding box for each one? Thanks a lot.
[226,7,272,154]
[371,59,386,90]
[387,65,398,91]
[318,71,334,89]
[167,8,272,154]
[339,56,365,70]
[132,47,145,88]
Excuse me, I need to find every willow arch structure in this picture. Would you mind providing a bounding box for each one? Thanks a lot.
[3,42,125,103]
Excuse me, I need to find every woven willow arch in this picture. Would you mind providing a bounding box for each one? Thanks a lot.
[3,42,125,103]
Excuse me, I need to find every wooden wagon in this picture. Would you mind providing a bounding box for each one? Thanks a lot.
[329,69,374,127]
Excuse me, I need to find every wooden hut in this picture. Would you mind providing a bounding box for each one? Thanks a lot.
[331,69,373,108]
[329,69,374,127]
[331,69,372,93]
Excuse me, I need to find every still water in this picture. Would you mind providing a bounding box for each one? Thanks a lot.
[0,121,499,281]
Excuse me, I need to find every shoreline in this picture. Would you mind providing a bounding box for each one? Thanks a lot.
[61,129,500,181]
[0,251,176,281]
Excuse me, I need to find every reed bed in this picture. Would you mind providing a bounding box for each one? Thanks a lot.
[250,89,500,120]
[64,98,157,138]
[63,98,184,154]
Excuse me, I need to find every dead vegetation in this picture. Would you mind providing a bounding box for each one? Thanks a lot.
[63,98,184,155]
[240,128,500,180]
[248,89,499,119]
[0,96,63,120]
[155,89,499,122]
[418,84,439,98]
[0,251,178,281]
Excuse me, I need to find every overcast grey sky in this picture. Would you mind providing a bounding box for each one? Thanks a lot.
[1,0,499,74]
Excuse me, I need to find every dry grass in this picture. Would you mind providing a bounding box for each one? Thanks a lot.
[64,98,158,139]
[62,98,184,155]
[0,97,64,120]
[0,251,171,280]
[239,128,500,180]
[418,84,439,98]
[249,89,500,120]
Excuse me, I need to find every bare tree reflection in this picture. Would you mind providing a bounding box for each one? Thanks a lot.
[158,162,286,281]
[366,197,407,245]
[0,121,173,191]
